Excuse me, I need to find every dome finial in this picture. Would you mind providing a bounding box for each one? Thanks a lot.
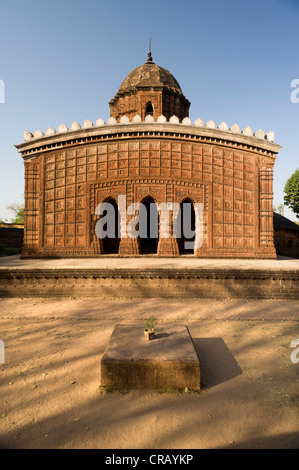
[146,37,153,63]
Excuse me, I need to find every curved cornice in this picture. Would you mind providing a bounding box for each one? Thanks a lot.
[16,120,281,160]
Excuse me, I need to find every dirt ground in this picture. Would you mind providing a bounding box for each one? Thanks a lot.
[0,297,298,449]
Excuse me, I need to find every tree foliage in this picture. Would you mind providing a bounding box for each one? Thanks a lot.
[6,203,25,224]
[284,169,299,219]
[274,203,284,215]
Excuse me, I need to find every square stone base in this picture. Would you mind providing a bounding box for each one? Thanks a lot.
[100,323,200,390]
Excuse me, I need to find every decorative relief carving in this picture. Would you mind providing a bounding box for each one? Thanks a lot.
[19,128,277,258]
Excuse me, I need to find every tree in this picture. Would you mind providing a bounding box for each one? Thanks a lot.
[273,203,284,215]
[284,168,299,219]
[6,202,25,224]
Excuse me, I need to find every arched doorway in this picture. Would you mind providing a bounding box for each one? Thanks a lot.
[145,102,154,117]
[100,198,121,254]
[177,198,196,254]
[139,196,159,254]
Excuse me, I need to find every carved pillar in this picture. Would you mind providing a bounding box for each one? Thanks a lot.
[23,160,40,256]
[157,205,179,256]
[118,217,140,255]
[118,183,139,255]
[259,165,276,256]
[92,214,104,255]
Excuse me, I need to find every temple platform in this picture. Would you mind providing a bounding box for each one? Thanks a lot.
[0,255,298,299]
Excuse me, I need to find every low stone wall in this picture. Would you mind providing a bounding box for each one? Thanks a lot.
[274,228,299,259]
[0,227,23,249]
[0,268,298,299]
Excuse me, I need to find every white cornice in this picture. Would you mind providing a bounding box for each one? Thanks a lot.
[16,115,281,158]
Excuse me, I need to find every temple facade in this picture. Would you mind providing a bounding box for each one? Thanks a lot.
[15,51,281,258]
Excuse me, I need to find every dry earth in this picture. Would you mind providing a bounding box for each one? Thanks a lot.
[0,297,298,449]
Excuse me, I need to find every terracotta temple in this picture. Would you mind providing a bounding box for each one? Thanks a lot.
[15,50,281,258]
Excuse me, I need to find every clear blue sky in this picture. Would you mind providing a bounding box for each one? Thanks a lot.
[0,0,298,221]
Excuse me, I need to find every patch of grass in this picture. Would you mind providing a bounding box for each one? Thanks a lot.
[289,394,299,408]
[200,380,210,390]
[97,385,201,395]
[155,386,183,394]
[97,385,112,394]
[155,386,201,395]
[0,245,21,257]
[97,385,129,395]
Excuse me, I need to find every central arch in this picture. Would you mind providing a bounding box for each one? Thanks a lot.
[177,198,196,255]
[139,196,159,254]
[101,197,121,254]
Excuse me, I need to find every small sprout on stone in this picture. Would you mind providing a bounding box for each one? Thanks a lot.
[145,316,156,332]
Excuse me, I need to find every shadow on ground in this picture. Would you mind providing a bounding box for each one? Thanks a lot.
[192,338,242,388]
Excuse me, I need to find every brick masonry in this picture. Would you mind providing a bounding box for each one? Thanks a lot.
[109,55,190,122]
[0,267,298,299]
[19,132,278,259]
[0,227,23,249]
[274,227,299,258]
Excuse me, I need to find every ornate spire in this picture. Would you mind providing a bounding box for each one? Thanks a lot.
[146,37,154,63]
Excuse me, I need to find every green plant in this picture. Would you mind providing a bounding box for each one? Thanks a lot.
[6,202,25,224]
[284,168,299,218]
[0,245,21,257]
[5,247,20,256]
[273,203,284,215]
[145,316,156,332]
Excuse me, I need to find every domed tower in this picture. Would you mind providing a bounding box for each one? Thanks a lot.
[109,49,190,122]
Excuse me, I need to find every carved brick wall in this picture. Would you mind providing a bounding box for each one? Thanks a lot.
[21,136,277,258]
[110,90,190,122]
[259,165,275,251]
[23,160,40,255]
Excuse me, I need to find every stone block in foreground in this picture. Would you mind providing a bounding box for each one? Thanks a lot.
[100,323,200,390]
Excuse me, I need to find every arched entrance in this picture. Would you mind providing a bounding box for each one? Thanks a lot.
[145,102,154,117]
[139,196,159,254]
[100,198,121,254]
[177,198,196,254]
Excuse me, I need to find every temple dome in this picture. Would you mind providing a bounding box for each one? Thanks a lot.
[118,60,183,94]
[109,51,190,122]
